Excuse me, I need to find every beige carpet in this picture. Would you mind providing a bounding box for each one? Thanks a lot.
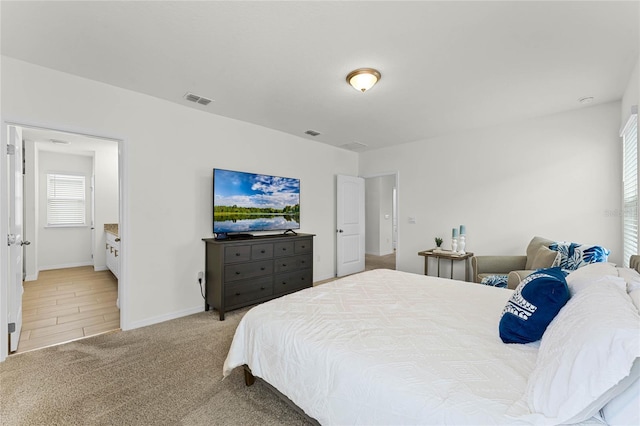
[0,308,313,425]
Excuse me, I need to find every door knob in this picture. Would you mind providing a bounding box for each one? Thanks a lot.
[20,240,31,246]
[337,229,344,233]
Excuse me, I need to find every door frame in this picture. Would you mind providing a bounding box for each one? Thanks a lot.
[0,120,129,362]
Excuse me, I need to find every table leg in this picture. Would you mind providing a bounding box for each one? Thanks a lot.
[425,257,429,276]
[465,258,470,282]
[450,259,454,279]
[437,258,441,277]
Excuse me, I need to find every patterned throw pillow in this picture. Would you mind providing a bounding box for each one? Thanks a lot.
[549,242,610,271]
[480,274,509,288]
[499,267,570,344]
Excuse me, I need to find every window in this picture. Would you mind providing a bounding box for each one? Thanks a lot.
[47,173,86,226]
[622,106,638,267]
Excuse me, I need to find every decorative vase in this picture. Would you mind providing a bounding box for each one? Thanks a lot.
[458,235,466,255]
[451,238,458,253]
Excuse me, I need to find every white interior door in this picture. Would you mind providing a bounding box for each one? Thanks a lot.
[7,126,25,352]
[336,174,365,277]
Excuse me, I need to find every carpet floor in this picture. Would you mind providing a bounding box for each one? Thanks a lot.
[0,308,313,425]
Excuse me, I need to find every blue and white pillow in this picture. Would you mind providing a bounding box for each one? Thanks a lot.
[499,267,570,344]
[549,242,610,271]
[480,274,509,288]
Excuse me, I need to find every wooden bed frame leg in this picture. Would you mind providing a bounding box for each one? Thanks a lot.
[243,367,256,386]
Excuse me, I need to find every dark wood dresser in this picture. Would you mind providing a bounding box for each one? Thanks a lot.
[203,233,314,320]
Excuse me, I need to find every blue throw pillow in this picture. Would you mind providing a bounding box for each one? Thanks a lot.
[549,242,610,271]
[499,267,570,344]
[480,274,508,288]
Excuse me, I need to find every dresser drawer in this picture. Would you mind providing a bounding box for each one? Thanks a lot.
[274,241,295,257]
[274,254,312,273]
[295,239,312,254]
[225,277,273,307]
[274,269,312,296]
[251,243,273,260]
[225,260,273,282]
[224,245,251,263]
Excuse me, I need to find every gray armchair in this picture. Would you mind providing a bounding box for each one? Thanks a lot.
[471,236,556,289]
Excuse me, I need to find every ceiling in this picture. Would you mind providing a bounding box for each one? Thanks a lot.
[1,1,638,152]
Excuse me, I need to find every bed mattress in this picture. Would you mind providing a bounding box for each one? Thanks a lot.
[223,269,558,425]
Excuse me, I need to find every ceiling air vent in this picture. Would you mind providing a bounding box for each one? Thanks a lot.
[305,130,321,137]
[184,92,213,106]
[339,141,368,152]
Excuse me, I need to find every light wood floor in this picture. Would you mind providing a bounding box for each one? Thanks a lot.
[16,266,120,353]
[365,251,396,271]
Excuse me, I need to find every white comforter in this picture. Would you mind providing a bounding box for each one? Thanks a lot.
[223,269,546,425]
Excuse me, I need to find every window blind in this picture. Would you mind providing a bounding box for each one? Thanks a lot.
[622,109,638,267]
[47,173,86,226]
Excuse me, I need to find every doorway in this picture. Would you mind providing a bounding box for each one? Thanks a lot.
[12,125,121,353]
[364,173,398,271]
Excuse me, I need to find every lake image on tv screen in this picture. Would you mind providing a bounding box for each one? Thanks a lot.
[213,169,300,233]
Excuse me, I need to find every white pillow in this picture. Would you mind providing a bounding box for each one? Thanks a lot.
[601,360,640,426]
[617,267,640,292]
[629,289,640,312]
[565,262,625,296]
[526,279,640,424]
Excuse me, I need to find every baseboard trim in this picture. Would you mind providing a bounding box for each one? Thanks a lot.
[25,273,39,282]
[39,261,94,271]
[93,266,108,272]
[126,305,204,331]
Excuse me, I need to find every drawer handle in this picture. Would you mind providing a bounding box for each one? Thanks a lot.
[301,277,305,281]
[114,250,118,257]
[235,253,241,257]
[301,260,305,264]
[110,247,114,253]
[260,267,265,271]
[235,292,240,296]
[301,245,306,249]
[282,248,287,251]
[115,237,120,242]
[260,287,265,290]
[106,243,109,250]
[281,281,287,285]
[235,271,241,275]
[282,263,287,267]
[261,250,266,254]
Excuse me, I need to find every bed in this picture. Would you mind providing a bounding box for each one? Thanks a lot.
[223,266,640,425]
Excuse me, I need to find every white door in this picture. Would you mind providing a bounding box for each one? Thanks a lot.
[7,126,25,352]
[336,175,365,277]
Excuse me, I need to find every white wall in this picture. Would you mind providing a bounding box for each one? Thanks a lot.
[92,142,119,270]
[360,102,623,279]
[621,57,639,127]
[23,140,38,280]
[37,151,93,270]
[365,175,395,256]
[1,57,358,330]
[365,178,381,255]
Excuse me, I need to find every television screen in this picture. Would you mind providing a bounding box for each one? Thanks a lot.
[213,168,300,235]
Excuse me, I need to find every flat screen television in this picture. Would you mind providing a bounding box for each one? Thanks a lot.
[213,168,300,238]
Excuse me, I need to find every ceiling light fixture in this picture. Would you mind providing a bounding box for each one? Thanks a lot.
[578,96,594,105]
[346,68,381,93]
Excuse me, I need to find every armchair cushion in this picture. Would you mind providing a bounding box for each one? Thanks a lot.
[525,236,555,269]
[530,246,560,269]
[472,255,527,283]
